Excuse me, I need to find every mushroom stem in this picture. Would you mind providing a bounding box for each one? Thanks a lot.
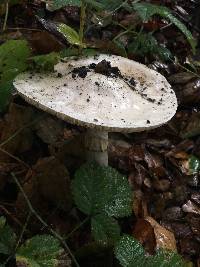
[84,129,108,166]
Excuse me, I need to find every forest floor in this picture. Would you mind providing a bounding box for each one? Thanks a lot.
[0,0,200,266]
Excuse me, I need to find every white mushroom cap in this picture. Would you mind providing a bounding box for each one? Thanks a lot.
[13,54,177,132]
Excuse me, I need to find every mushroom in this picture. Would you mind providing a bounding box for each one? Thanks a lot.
[13,54,177,166]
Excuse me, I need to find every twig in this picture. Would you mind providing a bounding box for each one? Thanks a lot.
[3,211,31,266]
[0,148,30,169]
[15,211,31,250]
[0,205,23,227]
[2,1,9,32]
[11,172,80,267]
[0,115,45,149]
[65,216,89,240]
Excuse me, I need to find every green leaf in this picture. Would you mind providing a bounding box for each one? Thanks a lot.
[16,235,63,267]
[0,40,31,111]
[0,82,13,112]
[132,2,196,53]
[0,0,19,6]
[115,235,145,267]
[128,32,172,60]
[72,163,132,217]
[80,0,124,11]
[31,52,60,72]
[45,0,81,10]
[91,214,120,245]
[58,23,84,47]
[60,48,98,58]
[188,155,200,174]
[147,249,187,267]
[113,39,127,58]
[115,235,187,267]
[0,40,31,83]
[0,217,16,255]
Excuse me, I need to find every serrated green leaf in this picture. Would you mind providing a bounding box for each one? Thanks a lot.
[16,235,63,267]
[31,52,60,72]
[91,214,120,245]
[115,235,145,267]
[188,155,200,174]
[72,163,132,217]
[147,249,187,267]
[0,40,31,111]
[45,0,80,10]
[132,2,196,53]
[58,23,84,47]
[115,235,187,267]
[0,217,16,255]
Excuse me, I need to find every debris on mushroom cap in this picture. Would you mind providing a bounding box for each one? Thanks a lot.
[13,54,177,132]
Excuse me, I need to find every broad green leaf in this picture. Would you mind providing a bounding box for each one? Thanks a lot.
[16,235,63,267]
[0,40,31,83]
[0,40,31,111]
[189,155,200,174]
[91,214,120,245]
[115,235,187,267]
[58,23,84,47]
[72,163,132,217]
[0,217,16,255]
[132,2,196,53]
[45,0,80,10]
[31,52,60,72]
[115,235,145,267]
[147,249,187,267]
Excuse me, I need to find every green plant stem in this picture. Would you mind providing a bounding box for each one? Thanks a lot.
[2,1,9,32]
[113,29,130,41]
[11,172,80,267]
[79,0,86,53]
[65,217,90,240]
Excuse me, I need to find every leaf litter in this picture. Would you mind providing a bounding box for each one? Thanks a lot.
[0,0,200,266]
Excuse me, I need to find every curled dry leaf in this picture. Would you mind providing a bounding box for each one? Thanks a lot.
[133,216,177,254]
[28,31,65,54]
[191,193,200,205]
[180,112,200,139]
[16,157,72,224]
[163,206,184,221]
[182,200,200,215]
[175,79,200,105]
[168,72,196,85]
[179,237,200,256]
[33,115,65,145]
[132,190,148,218]
[0,103,34,162]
